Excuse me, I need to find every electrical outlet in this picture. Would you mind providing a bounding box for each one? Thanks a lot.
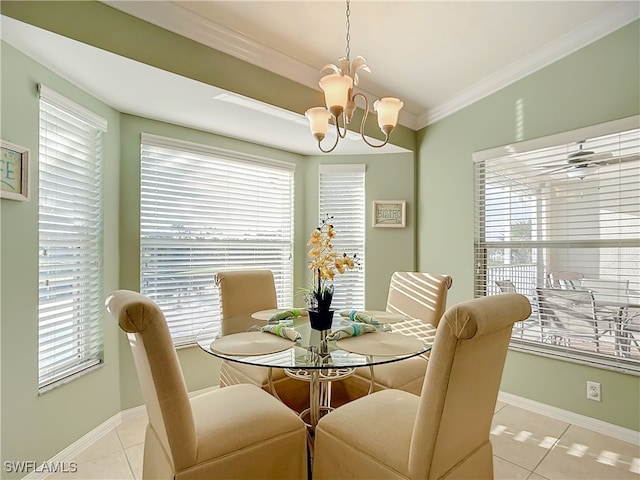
[587,381,601,402]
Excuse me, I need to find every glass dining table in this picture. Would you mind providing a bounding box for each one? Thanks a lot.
[196,309,433,442]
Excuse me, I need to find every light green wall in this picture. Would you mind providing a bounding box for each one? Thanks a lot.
[0,41,122,472]
[416,20,640,430]
[1,0,638,472]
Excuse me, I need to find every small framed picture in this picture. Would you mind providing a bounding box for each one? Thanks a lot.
[1,140,30,201]
[373,200,406,228]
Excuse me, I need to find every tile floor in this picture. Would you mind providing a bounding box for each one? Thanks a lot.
[46,401,639,479]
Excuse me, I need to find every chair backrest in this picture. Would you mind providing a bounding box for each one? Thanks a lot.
[409,293,531,479]
[215,269,278,335]
[548,271,584,289]
[495,279,517,293]
[105,290,196,471]
[581,278,629,295]
[535,287,599,334]
[385,272,453,327]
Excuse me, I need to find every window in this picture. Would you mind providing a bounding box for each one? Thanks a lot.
[38,85,107,390]
[474,116,640,374]
[140,134,295,345]
[318,164,366,310]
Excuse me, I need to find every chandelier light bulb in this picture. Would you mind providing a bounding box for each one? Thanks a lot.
[374,98,404,134]
[305,107,331,141]
[319,73,353,118]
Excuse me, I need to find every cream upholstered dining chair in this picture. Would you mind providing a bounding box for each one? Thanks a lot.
[215,269,309,412]
[105,289,307,480]
[313,293,531,480]
[216,269,278,336]
[332,272,452,404]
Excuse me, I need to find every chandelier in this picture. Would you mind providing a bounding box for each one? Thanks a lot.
[305,0,403,153]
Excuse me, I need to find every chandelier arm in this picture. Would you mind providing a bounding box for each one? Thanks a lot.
[353,92,390,149]
[336,112,349,139]
[317,121,342,154]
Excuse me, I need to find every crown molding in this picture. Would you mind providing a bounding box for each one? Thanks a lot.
[107,1,319,90]
[104,1,637,133]
[102,1,419,129]
[418,3,639,129]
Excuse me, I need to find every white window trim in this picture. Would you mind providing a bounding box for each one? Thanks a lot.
[141,133,295,172]
[472,116,637,162]
[39,84,108,132]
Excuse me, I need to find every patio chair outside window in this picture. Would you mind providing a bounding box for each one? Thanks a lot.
[496,280,517,293]
[548,272,584,290]
[535,288,614,352]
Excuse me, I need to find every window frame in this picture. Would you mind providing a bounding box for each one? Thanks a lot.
[473,116,640,375]
[37,85,107,392]
[318,164,366,311]
[139,134,295,345]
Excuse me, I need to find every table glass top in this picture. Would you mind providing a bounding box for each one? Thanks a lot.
[196,312,433,370]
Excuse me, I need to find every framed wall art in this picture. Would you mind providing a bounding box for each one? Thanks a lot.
[373,200,406,228]
[1,140,30,201]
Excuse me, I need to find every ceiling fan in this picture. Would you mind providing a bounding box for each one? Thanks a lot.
[537,140,640,177]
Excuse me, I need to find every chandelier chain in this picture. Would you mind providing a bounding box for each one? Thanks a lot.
[345,0,351,63]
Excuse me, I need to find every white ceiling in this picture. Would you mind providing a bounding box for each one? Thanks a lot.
[2,1,638,155]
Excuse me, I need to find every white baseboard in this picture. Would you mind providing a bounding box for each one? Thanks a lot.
[22,413,122,480]
[498,391,640,446]
[24,386,637,479]
[24,386,219,480]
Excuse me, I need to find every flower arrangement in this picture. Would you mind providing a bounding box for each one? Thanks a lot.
[306,214,357,312]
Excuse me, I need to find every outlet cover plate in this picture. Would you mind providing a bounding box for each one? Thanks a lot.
[587,381,601,401]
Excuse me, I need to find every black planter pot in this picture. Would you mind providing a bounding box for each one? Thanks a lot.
[307,309,334,331]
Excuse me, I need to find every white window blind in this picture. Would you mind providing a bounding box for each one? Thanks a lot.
[474,116,640,374]
[38,85,106,391]
[318,164,365,310]
[140,134,295,345]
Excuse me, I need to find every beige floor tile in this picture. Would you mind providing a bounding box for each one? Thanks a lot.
[527,473,551,480]
[116,415,147,448]
[491,405,570,471]
[534,425,640,480]
[494,455,532,480]
[125,443,144,480]
[42,401,639,480]
[48,451,133,480]
[72,431,123,464]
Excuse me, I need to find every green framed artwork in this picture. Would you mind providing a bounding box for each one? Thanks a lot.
[1,140,30,201]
